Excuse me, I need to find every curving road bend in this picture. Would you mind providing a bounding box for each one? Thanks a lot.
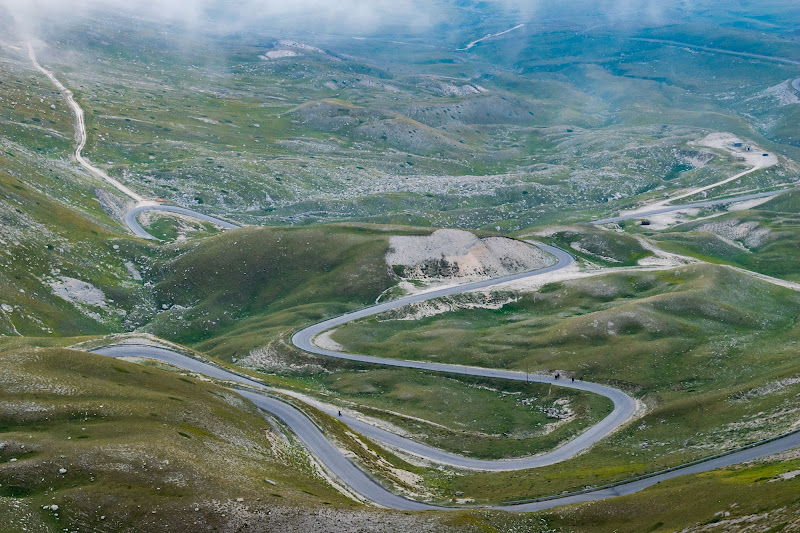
[91,344,444,511]
[125,204,240,240]
[85,242,800,510]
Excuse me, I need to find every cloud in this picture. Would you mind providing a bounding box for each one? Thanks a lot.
[0,0,688,42]
[0,0,449,37]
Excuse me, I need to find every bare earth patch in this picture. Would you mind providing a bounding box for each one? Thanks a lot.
[48,276,107,307]
[259,50,301,61]
[387,229,553,283]
[694,220,770,249]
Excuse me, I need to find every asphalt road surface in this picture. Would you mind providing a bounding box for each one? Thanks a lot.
[91,341,800,512]
[291,243,638,470]
[124,204,240,240]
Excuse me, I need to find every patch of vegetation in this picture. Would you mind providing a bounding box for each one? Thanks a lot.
[652,188,800,281]
[307,370,612,460]
[528,225,653,266]
[535,453,800,532]
[142,213,221,242]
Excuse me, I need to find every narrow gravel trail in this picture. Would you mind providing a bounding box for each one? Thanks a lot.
[28,43,239,240]
[27,43,143,202]
[630,38,800,66]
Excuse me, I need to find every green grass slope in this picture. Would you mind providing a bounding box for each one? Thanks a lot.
[523,225,653,266]
[0,156,153,336]
[535,449,800,532]
[147,225,401,349]
[0,339,352,531]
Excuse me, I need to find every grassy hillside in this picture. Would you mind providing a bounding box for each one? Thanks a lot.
[3,338,570,531]
[0,339,350,530]
[0,153,154,336]
[4,4,800,528]
[524,225,653,266]
[147,225,400,347]
[653,188,800,281]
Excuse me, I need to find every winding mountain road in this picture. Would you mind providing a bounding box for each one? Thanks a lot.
[88,237,800,511]
[35,35,798,513]
[291,244,637,471]
[92,344,445,511]
[92,319,800,512]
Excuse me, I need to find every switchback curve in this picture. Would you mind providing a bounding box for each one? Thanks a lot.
[290,243,638,470]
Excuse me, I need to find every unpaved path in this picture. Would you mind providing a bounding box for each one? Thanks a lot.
[592,189,788,225]
[27,43,143,202]
[613,132,779,224]
[27,43,239,240]
[458,24,525,51]
[631,38,800,66]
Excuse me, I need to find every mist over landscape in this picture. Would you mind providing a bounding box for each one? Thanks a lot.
[0,0,743,37]
[2,0,800,531]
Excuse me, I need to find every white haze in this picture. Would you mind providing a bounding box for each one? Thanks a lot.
[1,0,682,39]
[3,0,444,37]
